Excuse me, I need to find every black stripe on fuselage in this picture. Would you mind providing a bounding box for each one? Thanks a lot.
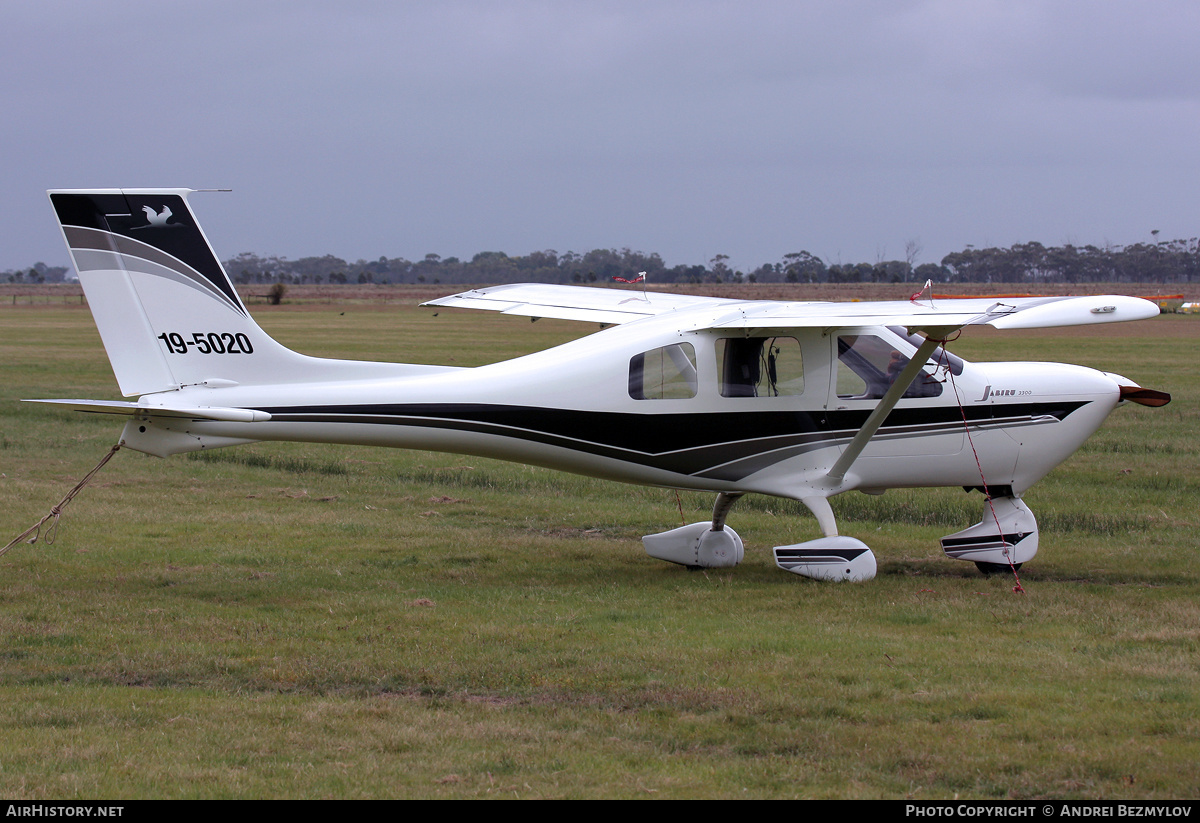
[259,401,1088,480]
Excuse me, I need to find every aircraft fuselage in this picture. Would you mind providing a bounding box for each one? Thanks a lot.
[123,311,1122,504]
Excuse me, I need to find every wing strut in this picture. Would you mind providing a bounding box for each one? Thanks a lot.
[825,333,948,485]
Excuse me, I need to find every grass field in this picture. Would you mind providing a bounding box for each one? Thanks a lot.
[1,288,1197,799]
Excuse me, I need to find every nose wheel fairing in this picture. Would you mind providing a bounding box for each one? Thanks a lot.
[940,495,1039,569]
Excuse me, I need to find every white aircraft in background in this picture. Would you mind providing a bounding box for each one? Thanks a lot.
[33,189,1170,582]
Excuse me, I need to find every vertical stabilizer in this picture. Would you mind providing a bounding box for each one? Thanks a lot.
[48,189,404,397]
[50,189,267,395]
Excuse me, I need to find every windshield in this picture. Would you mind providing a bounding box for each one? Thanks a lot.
[887,326,966,376]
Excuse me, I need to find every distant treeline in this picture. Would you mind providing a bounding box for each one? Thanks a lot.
[7,237,1199,286]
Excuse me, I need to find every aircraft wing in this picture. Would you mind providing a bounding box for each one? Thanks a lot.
[422,283,741,324]
[702,294,1160,333]
[425,284,1159,334]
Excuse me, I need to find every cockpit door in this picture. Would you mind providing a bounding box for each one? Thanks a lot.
[826,329,964,459]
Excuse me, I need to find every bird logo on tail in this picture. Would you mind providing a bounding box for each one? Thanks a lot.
[140,204,174,227]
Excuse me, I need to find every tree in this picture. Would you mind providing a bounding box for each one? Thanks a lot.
[914,262,947,283]
[710,254,731,283]
[782,251,824,283]
[904,238,923,274]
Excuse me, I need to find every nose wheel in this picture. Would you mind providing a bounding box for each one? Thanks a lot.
[975,561,1023,575]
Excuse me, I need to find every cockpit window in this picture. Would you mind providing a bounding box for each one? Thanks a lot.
[719,336,804,397]
[837,334,944,399]
[629,342,697,400]
[887,326,965,376]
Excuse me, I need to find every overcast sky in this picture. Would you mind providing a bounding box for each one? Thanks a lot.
[3,0,1197,274]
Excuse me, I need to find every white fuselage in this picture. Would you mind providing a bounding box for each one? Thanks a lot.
[128,310,1122,502]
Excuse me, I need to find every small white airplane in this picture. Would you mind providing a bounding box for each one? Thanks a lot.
[34,189,1171,582]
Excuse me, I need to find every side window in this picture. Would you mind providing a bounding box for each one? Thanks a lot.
[629,342,697,400]
[837,335,943,399]
[719,337,804,397]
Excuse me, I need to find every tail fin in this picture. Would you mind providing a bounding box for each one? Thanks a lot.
[49,189,406,397]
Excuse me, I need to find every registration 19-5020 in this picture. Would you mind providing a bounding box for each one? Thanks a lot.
[157,332,255,355]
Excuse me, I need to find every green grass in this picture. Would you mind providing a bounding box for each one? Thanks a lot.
[1,295,1198,798]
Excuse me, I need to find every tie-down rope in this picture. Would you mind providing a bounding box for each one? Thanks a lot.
[1,442,123,558]
[931,336,1025,593]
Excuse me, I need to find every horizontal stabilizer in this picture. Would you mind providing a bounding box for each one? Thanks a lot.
[23,398,272,423]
